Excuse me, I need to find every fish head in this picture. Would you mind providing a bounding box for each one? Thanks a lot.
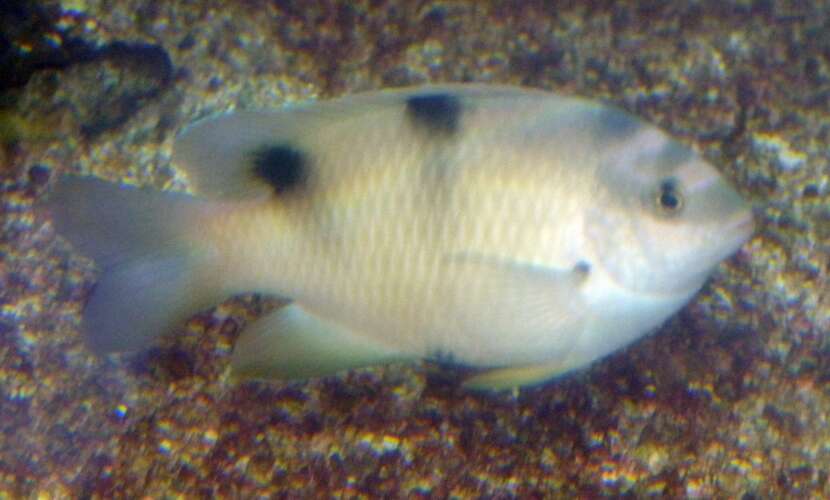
[585,126,754,296]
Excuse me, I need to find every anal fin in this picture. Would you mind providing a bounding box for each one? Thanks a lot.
[463,361,569,391]
[230,304,410,382]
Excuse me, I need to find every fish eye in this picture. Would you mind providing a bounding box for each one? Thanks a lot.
[654,178,684,215]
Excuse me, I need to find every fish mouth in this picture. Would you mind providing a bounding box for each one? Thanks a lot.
[704,208,754,268]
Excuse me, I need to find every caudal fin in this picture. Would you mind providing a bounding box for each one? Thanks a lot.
[43,177,223,353]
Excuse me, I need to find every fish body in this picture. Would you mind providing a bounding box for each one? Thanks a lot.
[44,85,754,389]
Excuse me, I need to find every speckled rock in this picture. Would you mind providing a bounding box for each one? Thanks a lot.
[1,0,828,497]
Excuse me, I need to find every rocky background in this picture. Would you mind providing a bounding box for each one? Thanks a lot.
[1,0,828,497]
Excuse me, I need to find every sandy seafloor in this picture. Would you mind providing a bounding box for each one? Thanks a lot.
[0,0,828,497]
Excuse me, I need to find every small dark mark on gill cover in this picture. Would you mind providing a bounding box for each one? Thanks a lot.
[405,93,463,136]
[574,260,591,278]
[251,144,310,195]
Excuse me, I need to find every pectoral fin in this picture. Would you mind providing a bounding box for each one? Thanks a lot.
[442,253,589,365]
[230,304,411,382]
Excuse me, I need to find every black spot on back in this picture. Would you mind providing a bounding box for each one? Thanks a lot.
[251,144,309,195]
[405,93,463,135]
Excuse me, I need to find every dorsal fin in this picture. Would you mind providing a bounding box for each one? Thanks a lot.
[172,110,299,200]
[170,85,544,200]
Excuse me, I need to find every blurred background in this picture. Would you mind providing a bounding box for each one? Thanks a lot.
[0,0,828,496]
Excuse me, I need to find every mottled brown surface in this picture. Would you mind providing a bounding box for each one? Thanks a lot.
[1,0,829,497]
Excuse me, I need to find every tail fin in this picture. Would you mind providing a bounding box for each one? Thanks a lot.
[43,177,222,353]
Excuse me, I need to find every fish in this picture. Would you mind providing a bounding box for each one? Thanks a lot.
[42,84,754,390]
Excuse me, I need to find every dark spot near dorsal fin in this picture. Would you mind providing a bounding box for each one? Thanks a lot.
[251,144,309,195]
[655,141,694,167]
[406,93,463,135]
[593,106,643,141]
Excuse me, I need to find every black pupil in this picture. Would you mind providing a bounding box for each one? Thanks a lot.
[659,181,680,210]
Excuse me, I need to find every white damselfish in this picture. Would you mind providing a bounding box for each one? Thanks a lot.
[45,85,754,389]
